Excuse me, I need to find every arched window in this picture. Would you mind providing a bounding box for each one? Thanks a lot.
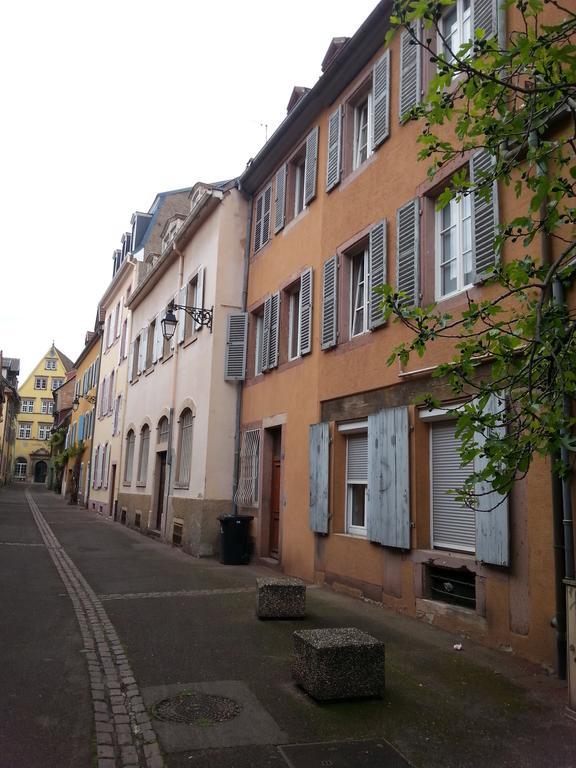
[14,459,27,480]
[124,430,135,483]
[176,408,194,487]
[137,425,150,484]
[158,416,169,443]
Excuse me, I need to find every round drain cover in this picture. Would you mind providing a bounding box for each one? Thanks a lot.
[153,691,242,725]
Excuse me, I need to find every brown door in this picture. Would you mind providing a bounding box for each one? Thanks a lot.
[269,458,281,557]
[155,452,167,531]
[108,464,116,517]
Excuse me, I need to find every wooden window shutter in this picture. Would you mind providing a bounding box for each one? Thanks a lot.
[138,330,147,373]
[304,126,319,206]
[368,220,387,330]
[224,312,248,381]
[473,0,498,41]
[268,291,280,369]
[274,165,287,233]
[262,185,272,248]
[261,296,272,372]
[152,313,161,363]
[299,268,313,356]
[321,255,338,350]
[177,286,187,344]
[309,422,330,534]
[474,393,509,566]
[396,198,420,306]
[326,106,342,192]
[471,150,499,280]
[372,49,390,149]
[194,268,205,331]
[399,24,420,121]
[254,194,263,252]
[367,407,410,548]
[128,341,135,382]
[78,414,84,442]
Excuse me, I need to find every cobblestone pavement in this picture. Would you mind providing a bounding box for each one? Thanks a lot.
[26,490,164,768]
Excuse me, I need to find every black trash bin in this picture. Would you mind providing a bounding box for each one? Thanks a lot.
[219,515,254,565]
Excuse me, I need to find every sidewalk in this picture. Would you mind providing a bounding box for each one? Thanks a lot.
[22,488,576,766]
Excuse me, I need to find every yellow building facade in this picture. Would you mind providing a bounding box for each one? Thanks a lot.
[15,344,73,483]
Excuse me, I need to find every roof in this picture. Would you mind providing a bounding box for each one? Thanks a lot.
[136,187,194,254]
[2,357,20,374]
[54,347,75,372]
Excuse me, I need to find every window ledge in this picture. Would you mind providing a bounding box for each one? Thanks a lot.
[144,366,154,377]
[173,482,190,490]
[333,532,368,541]
[161,353,174,364]
[135,482,147,488]
[183,335,198,349]
[130,377,140,386]
[122,482,132,488]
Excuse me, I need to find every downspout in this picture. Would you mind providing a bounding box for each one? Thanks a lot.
[231,184,254,515]
[86,329,103,509]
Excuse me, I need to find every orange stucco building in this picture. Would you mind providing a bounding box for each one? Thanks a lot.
[234,0,569,669]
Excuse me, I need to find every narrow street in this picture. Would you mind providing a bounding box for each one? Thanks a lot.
[1,485,575,768]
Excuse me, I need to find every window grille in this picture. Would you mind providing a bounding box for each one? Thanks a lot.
[235,429,260,506]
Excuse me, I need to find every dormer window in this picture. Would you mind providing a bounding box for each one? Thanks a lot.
[191,187,205,210]
[161,220,182,253]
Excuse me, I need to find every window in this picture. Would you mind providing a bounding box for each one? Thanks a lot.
[441,0,471,63]
[45,358,57,370]
[430,419,475,553]
[350,247,369,337]
[41,399,54,415]
[436,194,473,299]
[353,95,372,169]
[235,429,260,506]
[184,272,203,339]
[131,336,140,379]
[345,431,368,535]
[254,313,264,376]
[35,377,47,390]
[253,185,272,253]
[15,460,27,478]
[137,425,150,484]
[124,430,135,483]
[428,565,476,609]
[113,396,121,436]
[146,319,155,368]
[288,286,301,361]
[38,423,51,440]
[293,155,306,217]
[176,409,194,487]
[21,399,34,413]
[51,378,63,390]
[19,422,32,439]
[119,318,128,360]
[158,416,169,443]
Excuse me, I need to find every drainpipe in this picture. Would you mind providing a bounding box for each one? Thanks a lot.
[86,329,103,509]
[231,185,254,515]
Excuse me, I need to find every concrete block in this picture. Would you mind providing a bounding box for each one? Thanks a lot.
[292,627,385,701]
[256,577,306,619]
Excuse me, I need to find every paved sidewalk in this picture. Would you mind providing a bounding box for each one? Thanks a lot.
[3,485,576,767]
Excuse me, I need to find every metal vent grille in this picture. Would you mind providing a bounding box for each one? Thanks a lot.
[172,522,183,547]
[428,565,476,610]
[134,512,141,528]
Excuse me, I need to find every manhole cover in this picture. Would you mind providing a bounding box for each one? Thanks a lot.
[152,692,242,725]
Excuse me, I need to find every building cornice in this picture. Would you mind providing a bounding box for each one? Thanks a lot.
[98,256,136,312]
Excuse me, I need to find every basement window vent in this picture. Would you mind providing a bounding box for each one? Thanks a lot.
[135,512,141,528]
[172,522,183,547]
[120,508,127,525]
[427,565,476,610]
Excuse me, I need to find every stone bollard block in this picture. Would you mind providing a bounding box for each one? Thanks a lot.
[292,627,385,701]
[256,577,306,619]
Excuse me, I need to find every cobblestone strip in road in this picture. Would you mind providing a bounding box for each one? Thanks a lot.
[100,587,255,601]
[26,491,165,768]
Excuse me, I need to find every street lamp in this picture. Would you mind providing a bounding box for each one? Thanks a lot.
[72,393,97,411]
[160,300,213,340]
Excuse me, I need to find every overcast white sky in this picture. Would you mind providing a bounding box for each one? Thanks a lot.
[0,0,379,383]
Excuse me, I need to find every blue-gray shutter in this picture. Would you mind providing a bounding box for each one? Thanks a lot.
[309,422,330,534]
[326,106,342,192]
[224,313,248,381]
[261,296,272,372]
[399,24,420,121]
[299,268,313,356]
[367,407,410,548]
[78,414,85,442]
[474,393,509,566]
[274,165,287,233]
[471,150,499,280]
[368,220,387,330]
[304,126,319,206]
[254,194,263,252]
[473,0,497,41]
[372,49,390,149]
[396,198,420,306]
[268,291,280,369]
[321,255,338,350]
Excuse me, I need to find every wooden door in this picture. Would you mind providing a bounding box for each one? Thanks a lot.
[269,458,281,557]
[155,453,167,531]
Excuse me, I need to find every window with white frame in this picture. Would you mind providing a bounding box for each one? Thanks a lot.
[440,0,472,63]
[288,286,302,361]
[254,312,264,376]
[124,430,135,483]
[15,460,27,478]
[235,429,260,506]
[38,423,51,440]
[436,194,473,300]
[340,423,368,535]
[293,156,306,217]
[158,416,169,443]
[350,247,370,337]
[21,399,34,413]
[353,93,373,169]
[35,377,47,390]
[176,408,194,487]
[41,399,54,415]
[137,425,150,484]
[45,358,57,370]
[253,185,272,253]
[19,422,32,439]
[51,378,64,390]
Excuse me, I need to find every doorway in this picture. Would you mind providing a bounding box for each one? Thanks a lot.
[267,428,282,558]
[108,464,117,517]
[154,452,167,531]
[34,461,48,483]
